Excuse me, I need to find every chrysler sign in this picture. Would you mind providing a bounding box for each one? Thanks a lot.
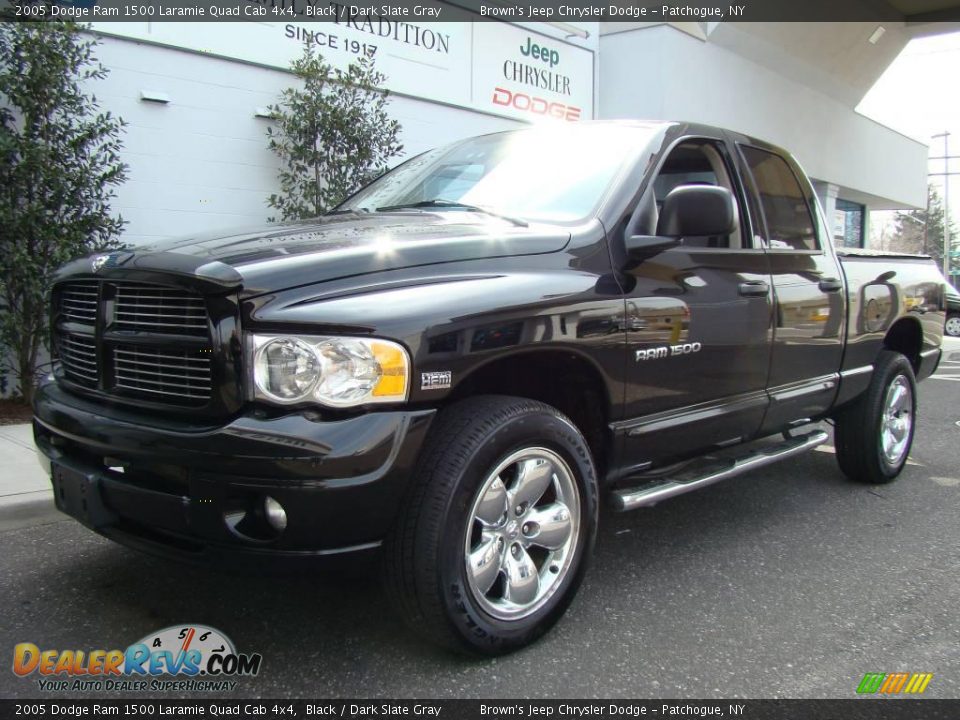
[90,19,594,123]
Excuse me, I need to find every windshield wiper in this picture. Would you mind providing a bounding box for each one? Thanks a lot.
[375,199,528,227]
[325,207,370,215]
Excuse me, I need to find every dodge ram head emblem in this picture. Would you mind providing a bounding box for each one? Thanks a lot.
[91,254,111,272]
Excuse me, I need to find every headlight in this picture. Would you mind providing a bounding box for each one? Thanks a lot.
[251,334,409,407]
[253,337,320,400]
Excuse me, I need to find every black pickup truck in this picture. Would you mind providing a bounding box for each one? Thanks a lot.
[35,121,946,654]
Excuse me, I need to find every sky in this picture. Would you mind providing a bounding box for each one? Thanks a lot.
[858,30,960,242]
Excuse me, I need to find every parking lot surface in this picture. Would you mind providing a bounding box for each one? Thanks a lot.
[2,338,958,699]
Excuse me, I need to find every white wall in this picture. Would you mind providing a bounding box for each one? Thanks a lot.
[88,35,523,245]
[598,25,928,210]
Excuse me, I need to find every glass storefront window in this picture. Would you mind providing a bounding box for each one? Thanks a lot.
[833,199,865,248]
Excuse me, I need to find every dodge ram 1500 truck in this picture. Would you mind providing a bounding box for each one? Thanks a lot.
[34,121,946,655]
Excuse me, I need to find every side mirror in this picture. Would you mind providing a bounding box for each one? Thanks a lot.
[657,185,738,238]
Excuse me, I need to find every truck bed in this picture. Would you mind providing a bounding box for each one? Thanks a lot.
[836,248,934,261]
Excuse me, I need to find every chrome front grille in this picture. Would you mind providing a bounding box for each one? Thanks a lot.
[60,283,99,325]
[114,282,208,336]
[114,345,212,404]
[58,334,98,386]
[53,279,223,410]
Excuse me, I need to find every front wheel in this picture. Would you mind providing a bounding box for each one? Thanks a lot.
[384,395,598,655]
[834,350,917,484]
[946,313,960,337]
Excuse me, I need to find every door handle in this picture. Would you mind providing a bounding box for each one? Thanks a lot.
[819,277,843,292]
[738,281,769,297]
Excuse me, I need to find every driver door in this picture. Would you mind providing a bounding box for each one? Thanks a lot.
[614,135,774,476]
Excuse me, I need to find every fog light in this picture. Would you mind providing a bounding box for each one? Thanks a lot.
[263,496,287,532]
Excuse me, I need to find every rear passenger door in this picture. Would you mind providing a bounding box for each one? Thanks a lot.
[734,143,845,433]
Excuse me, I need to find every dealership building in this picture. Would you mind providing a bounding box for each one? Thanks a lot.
[85,17,945,247]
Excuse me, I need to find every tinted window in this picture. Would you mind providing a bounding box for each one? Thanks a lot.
[740,146,818,251]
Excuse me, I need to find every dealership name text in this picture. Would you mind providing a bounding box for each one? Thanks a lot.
[481,4,745,19]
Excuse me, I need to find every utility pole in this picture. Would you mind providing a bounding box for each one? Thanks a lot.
[930,131,954,281]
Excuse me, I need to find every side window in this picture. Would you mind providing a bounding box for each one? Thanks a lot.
[740,146,819,251]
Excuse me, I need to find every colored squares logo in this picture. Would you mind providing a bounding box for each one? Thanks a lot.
[857,672,933,694]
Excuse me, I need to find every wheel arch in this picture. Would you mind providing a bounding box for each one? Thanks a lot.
[446,349,613,475]
[882,316,923,372]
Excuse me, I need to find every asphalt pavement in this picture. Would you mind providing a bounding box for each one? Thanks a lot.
[1,338,958,699]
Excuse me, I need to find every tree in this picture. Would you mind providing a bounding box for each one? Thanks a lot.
[891,184,957,271]
[0,20,128,404]
[266,42,402,220]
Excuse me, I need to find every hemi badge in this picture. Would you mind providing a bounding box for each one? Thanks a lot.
[421,371,452,390]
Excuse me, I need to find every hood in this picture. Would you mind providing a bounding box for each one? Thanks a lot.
[86,212,571,296]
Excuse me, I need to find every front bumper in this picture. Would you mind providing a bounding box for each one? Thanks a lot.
[33,380,435,567]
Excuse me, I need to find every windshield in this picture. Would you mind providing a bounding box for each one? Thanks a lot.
[339,125,659,224]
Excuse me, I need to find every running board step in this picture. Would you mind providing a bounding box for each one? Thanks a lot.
[611,429,830,511]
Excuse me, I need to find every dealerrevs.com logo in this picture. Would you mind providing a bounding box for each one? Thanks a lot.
[12,625,262,692]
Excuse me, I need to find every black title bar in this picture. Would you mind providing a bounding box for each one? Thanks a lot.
[3,0,960,22]
[3,700,960,719]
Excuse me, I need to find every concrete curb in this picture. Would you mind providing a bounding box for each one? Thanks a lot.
[0,491,67,532]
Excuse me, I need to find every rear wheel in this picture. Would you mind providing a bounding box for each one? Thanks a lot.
[834,350,917,484]
[385,395,598,655]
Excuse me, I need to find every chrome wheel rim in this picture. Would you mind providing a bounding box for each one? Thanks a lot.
[464,447,580,621]
[946,316,960,337]
[881,375,913,466]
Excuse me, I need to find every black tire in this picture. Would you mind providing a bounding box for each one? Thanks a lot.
[834,350,917,484]
[384,395,598,655]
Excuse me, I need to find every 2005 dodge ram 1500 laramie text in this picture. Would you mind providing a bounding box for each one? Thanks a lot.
[35,121,946,654]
